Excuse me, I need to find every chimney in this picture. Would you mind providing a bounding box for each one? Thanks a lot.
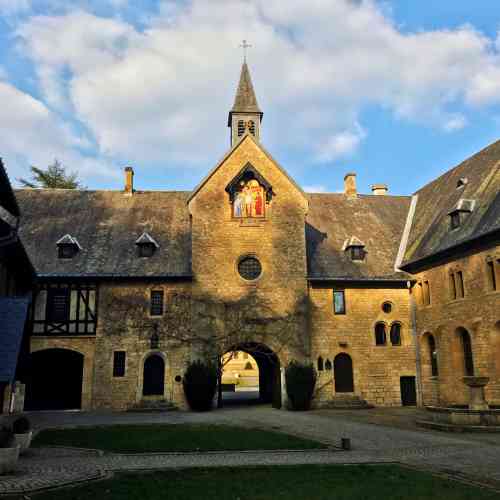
[371,184,388,196]
[344,173,357,197]
[124,166,134,195]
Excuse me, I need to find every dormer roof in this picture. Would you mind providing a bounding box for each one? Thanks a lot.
[448,198,476,214]
[135,232,160,248]
[342,236,365,251]
[56,234,82,249]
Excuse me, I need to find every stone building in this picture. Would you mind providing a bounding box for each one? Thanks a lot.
[0,160,34,413]
[10,62,500,411]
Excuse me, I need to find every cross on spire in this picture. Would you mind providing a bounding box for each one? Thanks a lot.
[240,39,252,62]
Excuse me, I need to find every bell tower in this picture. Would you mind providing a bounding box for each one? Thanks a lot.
[228,61,263,146]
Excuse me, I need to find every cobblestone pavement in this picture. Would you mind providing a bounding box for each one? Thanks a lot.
[1,406,500,495]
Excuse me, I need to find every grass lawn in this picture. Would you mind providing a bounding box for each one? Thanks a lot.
[32,424,326,453]
[31,465,500,500]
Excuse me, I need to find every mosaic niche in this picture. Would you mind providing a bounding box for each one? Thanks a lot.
[233,179,265,218]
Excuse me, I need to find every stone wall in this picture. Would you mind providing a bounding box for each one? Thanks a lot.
[413,245,500,406]
[91,281,192,410]
[309,284,417,406]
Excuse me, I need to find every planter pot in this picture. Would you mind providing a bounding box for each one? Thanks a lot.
[14,431,33,454]
[0,446,20,475]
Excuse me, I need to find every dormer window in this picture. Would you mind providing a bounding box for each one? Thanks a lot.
[56,234,81,259]
[448,199,475,230]
[456,177,468,189]
[136,232,159,258]
[343,236,365,261]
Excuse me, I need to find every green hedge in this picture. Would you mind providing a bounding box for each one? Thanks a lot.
[183,360,218,411]
[285,361,317,411]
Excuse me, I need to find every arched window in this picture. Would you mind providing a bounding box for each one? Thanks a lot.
[325,359,332,371]
[390,323,402,346]
[428,335,438,376]
[248,120,255,135]
[238,120,245,136]
[317,356,324,371]
[460,328,474,376]
[375,323,387,345]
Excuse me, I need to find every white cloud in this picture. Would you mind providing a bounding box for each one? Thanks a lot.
[0,81,118,185]
[443,114,467,132]
[5,0,500,180]
[303,185,327,193]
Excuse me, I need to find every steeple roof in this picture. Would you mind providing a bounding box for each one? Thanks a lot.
[228,62,262,125]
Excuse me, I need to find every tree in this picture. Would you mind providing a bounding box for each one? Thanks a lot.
[18,159,83,189]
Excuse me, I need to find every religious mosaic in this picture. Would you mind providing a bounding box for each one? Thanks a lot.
[233,179,265,218]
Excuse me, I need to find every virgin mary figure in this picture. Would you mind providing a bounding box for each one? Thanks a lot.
[234,192,244,217]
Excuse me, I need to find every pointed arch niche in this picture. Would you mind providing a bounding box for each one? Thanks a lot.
[226,163,273,220]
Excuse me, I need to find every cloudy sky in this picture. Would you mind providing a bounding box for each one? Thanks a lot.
[1,0,500,195]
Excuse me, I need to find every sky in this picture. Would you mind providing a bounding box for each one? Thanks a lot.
[1,0,500,195]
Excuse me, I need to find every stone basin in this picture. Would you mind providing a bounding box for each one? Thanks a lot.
[462,376,490,388]
[463,376,489,410]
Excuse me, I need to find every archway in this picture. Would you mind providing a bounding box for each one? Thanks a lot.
[143,354,165,396]
[220,342,280,408]
[334,353,354,393]
[24,348,84,410]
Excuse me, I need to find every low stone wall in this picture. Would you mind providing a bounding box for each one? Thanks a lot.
[425,406,500,426]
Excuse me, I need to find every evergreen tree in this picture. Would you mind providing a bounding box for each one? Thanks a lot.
[18,159,83,189]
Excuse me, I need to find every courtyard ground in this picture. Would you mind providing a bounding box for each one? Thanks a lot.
[1,406,500,496]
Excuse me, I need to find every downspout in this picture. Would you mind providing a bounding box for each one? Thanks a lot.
[409,283,423,407]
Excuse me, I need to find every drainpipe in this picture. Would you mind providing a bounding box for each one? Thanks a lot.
[409,281,423,407]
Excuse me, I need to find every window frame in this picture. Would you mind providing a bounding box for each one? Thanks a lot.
[389,322,402,346]
[46,287,71,322]
[150,290,164,316]
[486,260,497,291]
[450,211,461,230]
[113,351,126,377]
[333,290,346,315]
[428,335,438,377]
[375,322,387,346]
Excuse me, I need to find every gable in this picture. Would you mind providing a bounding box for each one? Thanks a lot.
[188,134,307,212]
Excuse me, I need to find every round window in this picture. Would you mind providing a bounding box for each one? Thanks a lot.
[382,302,392,314]
[238,257,262,281]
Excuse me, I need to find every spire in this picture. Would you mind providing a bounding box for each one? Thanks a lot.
[228,62,263,126]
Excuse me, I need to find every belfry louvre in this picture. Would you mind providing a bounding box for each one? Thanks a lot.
[3,61,499,412]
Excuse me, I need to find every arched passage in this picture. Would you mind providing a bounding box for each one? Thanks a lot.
[334,353,354,393]
[220,342,280,408]
[143,354,165,396]
[24,348,84,410]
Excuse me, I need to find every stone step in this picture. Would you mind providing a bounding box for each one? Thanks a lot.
[127,400,177,412]
[324,395,373,410]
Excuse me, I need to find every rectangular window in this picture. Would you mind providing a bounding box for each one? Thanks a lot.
[333,290,346,314]
[46,288,70,322]
[456,271,465,298]
[449,273,457,300]
[113,351,126,377]
[150,290,164,316]
[487,261,497,291]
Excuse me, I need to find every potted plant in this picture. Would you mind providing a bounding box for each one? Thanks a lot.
[12,416,33,454]
[0,426,20,475]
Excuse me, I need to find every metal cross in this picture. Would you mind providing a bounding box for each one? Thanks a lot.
[240,39,252,62]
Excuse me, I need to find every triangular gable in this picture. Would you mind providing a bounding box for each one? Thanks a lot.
[187,133,307,205]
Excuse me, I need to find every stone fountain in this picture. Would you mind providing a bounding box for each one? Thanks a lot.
[417,376,500,431]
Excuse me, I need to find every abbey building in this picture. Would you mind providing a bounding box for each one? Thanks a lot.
[2,62,499,412]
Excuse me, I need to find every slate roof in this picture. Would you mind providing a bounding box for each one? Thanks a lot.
[402,139,500,268]
[0,158,20,218]
[228,62,262,125]
[15,189,192,278]
[0,297,29,383]
[306,193,412,280]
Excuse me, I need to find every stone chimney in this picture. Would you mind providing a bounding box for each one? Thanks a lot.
[124,166,134,195]
[371,184,388,196]
[344,173,357,197]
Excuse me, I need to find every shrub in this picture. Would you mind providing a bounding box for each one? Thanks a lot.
[183,360,218,411]
[12,417,31,434]
[285,361,317,411]
[0,427,14,448]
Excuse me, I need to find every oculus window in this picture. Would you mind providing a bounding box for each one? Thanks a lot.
[238,257,262,281]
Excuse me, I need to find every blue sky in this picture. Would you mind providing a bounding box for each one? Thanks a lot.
[1,0,500,195]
